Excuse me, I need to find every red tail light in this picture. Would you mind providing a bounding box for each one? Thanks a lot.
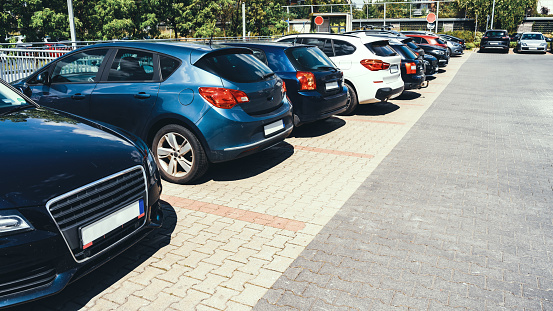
[406,62,417,74]
[483,36,488,39]
[199,87,249,109]
[360,59,390,71]
[282,81,287,94]
[296,71,316,90]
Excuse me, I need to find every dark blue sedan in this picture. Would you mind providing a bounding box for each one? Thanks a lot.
[13,42,293,184]
[223,42,348,126]
[0,79,163,308]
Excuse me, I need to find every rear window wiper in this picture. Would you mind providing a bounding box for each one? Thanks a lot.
[260,72,275,80]
[314,65,337,72]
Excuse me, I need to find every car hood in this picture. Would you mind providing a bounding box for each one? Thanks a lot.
[0,107,145,210]
[520,39,545,45]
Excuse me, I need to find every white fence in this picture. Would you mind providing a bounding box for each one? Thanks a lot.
[0,48,72,83]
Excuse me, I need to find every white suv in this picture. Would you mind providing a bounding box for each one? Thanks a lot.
[276,33,404,114]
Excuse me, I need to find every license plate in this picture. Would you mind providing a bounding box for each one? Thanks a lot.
[390,64,399,74]
[80,199,144,249]
[490,42,498,45]
[325,81,339,91]
[529,47,537,50]
[264,120,284,136]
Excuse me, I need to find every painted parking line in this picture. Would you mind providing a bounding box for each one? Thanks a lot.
[273,143,375,159]
[161,194,305,231]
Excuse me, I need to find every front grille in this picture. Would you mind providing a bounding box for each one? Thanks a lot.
[47,166,147,262]
[0,264,56,297]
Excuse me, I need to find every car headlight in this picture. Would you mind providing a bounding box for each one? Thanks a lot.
[432,50,444,55]
[522,42,527,46]
[0,210,33,236]
[540,42,547,46]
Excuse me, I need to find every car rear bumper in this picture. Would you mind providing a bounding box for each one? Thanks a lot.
[292,86,348,125]
[481,42,509,49]
[375,85,404,101]
[403,74,426,90]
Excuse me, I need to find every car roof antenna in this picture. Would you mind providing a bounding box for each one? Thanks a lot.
[293,21,307,45]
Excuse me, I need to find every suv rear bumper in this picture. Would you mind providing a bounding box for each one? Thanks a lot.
[293,87,348,125]
[375,86,404,101]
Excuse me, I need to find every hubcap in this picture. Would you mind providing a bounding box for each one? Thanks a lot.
[156,132,193,178]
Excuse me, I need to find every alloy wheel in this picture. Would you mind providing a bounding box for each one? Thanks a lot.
[156,132,194,178]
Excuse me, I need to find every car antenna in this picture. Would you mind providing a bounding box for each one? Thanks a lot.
[293,21,307,45]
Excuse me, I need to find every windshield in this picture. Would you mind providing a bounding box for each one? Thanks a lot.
[286,46,336,71]
[486,31,507,37]
[391,45,418,60]
[521,33,544,40]
[0,83,29,109]
[195,52,274,83]
[405,41,420,51]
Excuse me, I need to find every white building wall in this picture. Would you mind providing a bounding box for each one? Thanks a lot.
[539,0,553,12]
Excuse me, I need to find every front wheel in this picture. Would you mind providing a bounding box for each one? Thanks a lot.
[338,83,358,116]
[152,124,209,184]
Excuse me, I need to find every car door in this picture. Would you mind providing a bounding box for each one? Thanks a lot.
[29,48,110,117]
[331,39,356,70]
[89,48,160,138]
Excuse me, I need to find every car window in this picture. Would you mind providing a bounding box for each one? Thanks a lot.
[333,40,356,56]
[159,55,181,81]
[521,33,544,40]
[278,38,296,43]
[286,46,336,71]
[391,45,417,60]
[195,51,274,83]
[410,36,422,44]
[107,49,155,82]
[365,40,397,57]
[435,38,446,44]
[27,69,50,85]
[265,50,293,73]
[302,38,333,57]
[248,48,268,65]
[51,49,109,83]
[486,31,507,37]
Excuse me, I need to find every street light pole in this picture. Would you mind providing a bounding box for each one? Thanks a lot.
[491,0,496,30]
[67,0,77,48]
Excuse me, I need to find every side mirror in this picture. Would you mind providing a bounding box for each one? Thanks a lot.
[33,71,50,85]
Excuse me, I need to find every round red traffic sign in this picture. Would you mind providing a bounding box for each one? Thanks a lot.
[314,16,324,26]
[426,12,436,23]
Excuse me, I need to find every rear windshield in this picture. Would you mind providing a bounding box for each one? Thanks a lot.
[391,45,417,60]
[435,38,446,44]
[404,41,420,51]
[195,52,274,83]
[486,31,507,37]
[285,46,336,71]
[521,33,544,40]
[365,40,397,57]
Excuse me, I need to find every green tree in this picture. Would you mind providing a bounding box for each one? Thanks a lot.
[456,0,538,32]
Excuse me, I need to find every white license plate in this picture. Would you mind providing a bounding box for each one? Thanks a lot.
[325,81,339,91]
[390,64,399,74]
[80,199,144,249]
[529,47,537,50]
[490,42,498,45]
[264,120,284,136]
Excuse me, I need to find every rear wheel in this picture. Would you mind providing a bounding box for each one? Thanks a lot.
[338,82,358,116]
[152,124,208,184]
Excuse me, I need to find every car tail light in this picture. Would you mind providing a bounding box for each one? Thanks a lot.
[282,81,287,94]
[483,36,488,39]
[296,71,316,90]
[360,59,390,71]
[503,36,509,39]
[199,87,249,109]
[406,62,417,74]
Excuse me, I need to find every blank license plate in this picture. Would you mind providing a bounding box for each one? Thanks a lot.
[80,199,144,248]
[390,64,399,74]
[264,120,284,136]
[325,81,339,90]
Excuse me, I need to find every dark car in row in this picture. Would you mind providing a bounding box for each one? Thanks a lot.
[0,78,163,308]
[480,29,510,53]
[387,38,426,90]
[14,42,295,184]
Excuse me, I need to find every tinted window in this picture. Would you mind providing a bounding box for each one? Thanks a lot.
[51,49,108,83]
[521,33,544,40]
[265,50,292,72]
[391,45,417,60]
[249,48,268,64]
[285,46,336,71]
[365,41,397,57]
[435,38,446,44]
[486,31,507,37]
[333,40,356,56]
[410,36,422,44]
[160,55,180,80]
[195,52,273,83]
[302,38,333,57]
[107,49,155,82]
[405,41,420,51]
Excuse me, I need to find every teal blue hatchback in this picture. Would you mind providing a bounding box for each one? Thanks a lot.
[13,42,293,184]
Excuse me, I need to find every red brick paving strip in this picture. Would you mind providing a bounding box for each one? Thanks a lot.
[161,194,306,231]
[335,117,406,125]
[274,143,374,159]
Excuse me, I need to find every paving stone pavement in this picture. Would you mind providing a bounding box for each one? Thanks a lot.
[254,52,553,310]
[14,50,524,311]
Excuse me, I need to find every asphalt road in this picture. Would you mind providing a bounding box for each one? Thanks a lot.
[255,51,553,310]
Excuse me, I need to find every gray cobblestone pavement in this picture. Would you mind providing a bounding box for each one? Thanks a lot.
[254,53,553,310]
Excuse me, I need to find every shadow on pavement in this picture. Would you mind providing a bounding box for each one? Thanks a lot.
[394,91,421,100]
[438,68,447,73]
[354,101,400,116]
[426,76,437,81]
[196,141,295,183]
[289,117,346,138]
[13,203,178,311]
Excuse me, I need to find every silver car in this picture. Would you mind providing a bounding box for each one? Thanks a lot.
[516,32,548,53]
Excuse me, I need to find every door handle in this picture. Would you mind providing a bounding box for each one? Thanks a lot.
[134,92,151,99]
[71,93,85,100]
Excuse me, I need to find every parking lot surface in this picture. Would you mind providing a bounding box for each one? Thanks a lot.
[17,50,553,310]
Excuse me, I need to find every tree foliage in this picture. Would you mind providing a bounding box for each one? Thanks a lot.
[456,0,538,32]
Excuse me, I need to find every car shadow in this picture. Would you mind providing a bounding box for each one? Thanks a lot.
[13,202,178,311]
[353,101,400,116]
[438,68,446,73]
[194,141,295,183]
[394,91,421,100]
[426,76,437,81]
[289,117,346,138]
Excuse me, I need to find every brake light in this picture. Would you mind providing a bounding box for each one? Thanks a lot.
[296,71,316,90]
[198,87,249,109]
[360,59,390,71]
[406,62,417,74]
[483,36,488,39]
[282,81,286,94]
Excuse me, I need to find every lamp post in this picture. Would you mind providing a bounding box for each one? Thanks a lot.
[490,0,496,30]
[67,0,76,48]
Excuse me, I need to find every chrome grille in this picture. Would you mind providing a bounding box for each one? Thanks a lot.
[47,166,147,262]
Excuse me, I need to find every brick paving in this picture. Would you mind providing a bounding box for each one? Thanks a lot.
[17,50,553,310]
[255,52,553,310]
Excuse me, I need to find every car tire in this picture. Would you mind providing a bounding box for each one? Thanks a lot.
[152,124,209,184]
[338,82,358,116]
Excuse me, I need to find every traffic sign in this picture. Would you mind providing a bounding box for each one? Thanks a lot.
[426,12,436,24]
[427,22,435,30]
[314,16,324,26]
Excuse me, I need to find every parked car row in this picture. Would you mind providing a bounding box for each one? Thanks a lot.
[2,31,462,307]
[482,30,552,54]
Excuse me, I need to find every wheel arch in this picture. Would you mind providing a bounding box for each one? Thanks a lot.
[146,115,211,157]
